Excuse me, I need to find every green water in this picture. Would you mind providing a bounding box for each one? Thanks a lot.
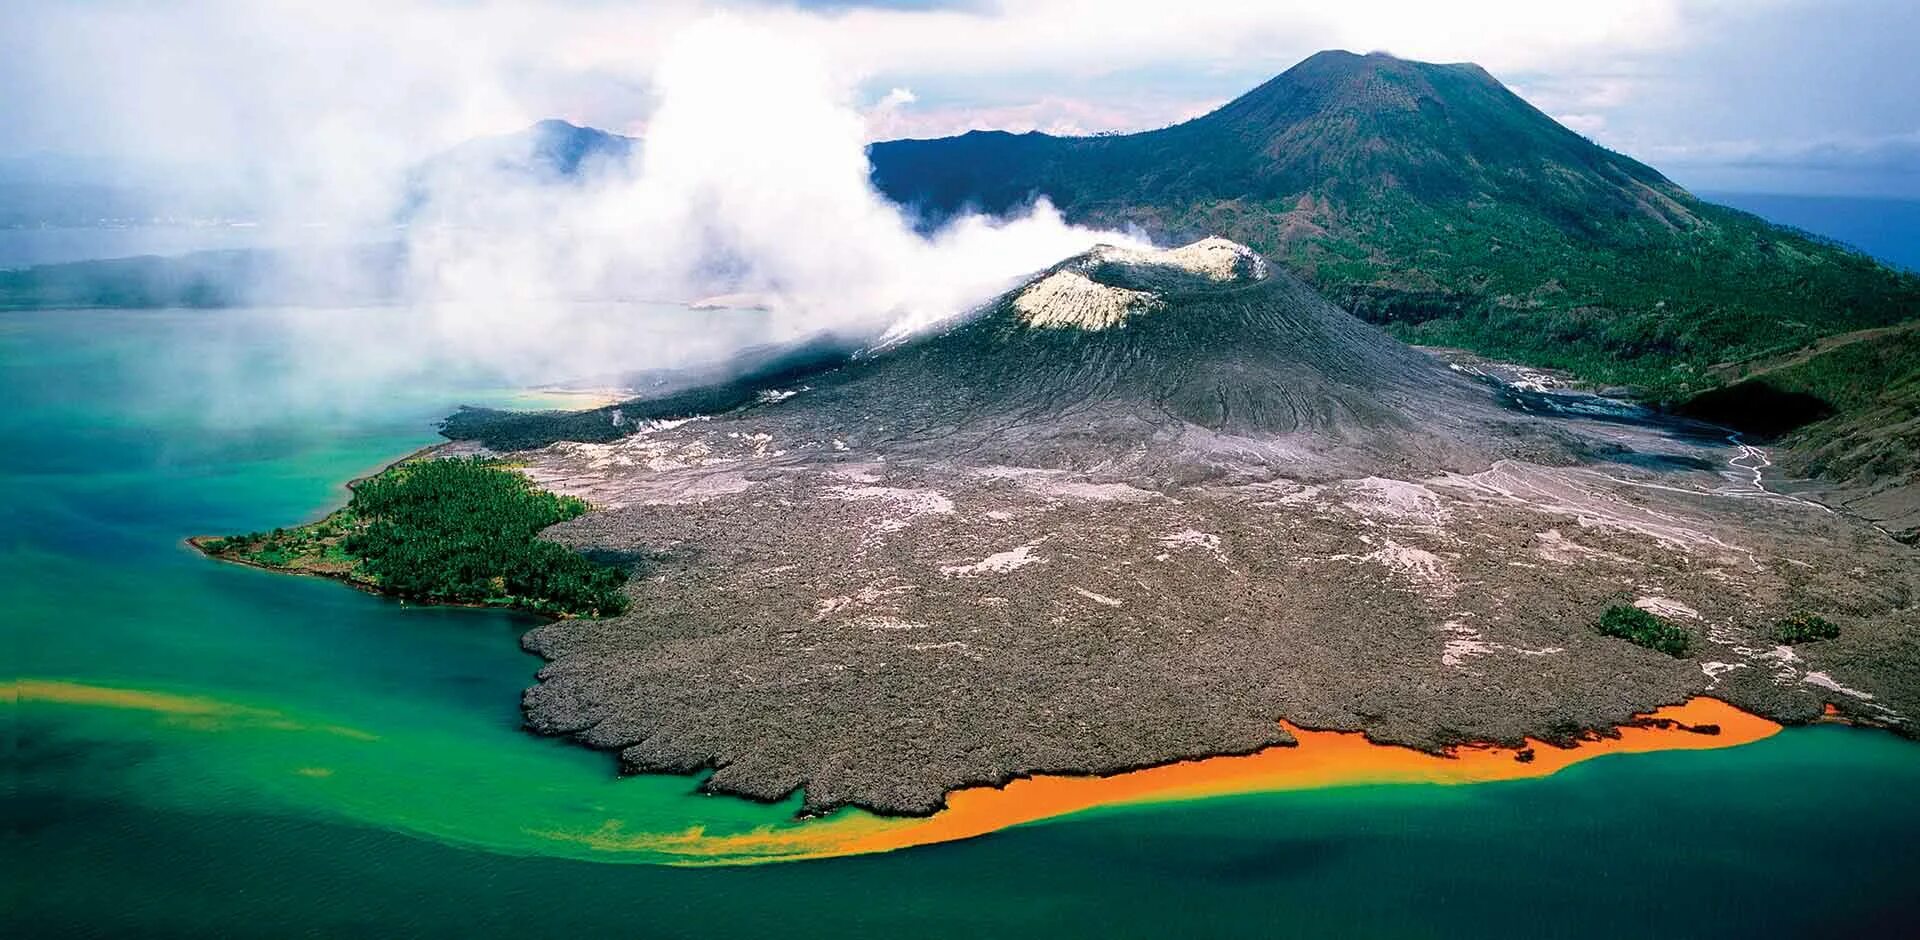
[7,309,1919,937]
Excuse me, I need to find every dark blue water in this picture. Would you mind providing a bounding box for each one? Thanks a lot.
[1703,191,1920,272]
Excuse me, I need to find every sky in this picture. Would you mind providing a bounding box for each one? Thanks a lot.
[1,0,1915,199]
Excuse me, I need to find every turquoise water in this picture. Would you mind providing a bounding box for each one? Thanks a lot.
[6,309,1919,936]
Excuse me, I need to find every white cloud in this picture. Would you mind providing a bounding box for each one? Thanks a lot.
[875,87,918,109]
[1,0,1908,196]
[1,0,1906,399]
[0,1,1708,170]
[866,92,1224,141]
[1554,114,1609,137]
[311,15,1145,383]
[1644,130,1920,172]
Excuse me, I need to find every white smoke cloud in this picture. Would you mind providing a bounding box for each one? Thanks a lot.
[380,15,1142,386]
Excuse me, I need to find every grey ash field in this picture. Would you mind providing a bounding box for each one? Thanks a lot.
[442,239,1917,816]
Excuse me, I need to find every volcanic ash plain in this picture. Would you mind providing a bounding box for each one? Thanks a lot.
[448,238,1916,816]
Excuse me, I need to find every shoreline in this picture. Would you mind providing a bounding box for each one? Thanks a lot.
[186,442,609,621]
[185,524,1841,853]
[192,439,1910,830]
[186,535,554,617]
[533,696,1784,865]
[180,382,1913,838]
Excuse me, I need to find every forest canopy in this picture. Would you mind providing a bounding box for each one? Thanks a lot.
[197,457,629,618]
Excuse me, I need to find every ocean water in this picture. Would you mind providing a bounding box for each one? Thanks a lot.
[5,309,1919,937]
[1702,191,1920,272]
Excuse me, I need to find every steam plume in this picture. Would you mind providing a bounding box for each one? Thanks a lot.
[385,15,1144,385]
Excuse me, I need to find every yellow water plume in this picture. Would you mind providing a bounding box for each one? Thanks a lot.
[7,678,377,740]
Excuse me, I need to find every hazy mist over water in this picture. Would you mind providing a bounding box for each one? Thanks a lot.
[10,183,1910,405]
[3,16,1145,402]
[0,224,392,270]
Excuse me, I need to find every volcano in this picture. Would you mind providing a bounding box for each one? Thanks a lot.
[866,51,1920,537]
[453,238,1574,480]
[800,237,1588,483]
[444,240,1916,817]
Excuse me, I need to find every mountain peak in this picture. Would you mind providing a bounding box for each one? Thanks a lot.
[1206,47,1518,131]
[870,48,1683,228]
[528,117,587,134]
[414,119,636,189]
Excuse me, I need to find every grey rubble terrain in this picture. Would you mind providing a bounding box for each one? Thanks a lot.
[448,239,1918,817]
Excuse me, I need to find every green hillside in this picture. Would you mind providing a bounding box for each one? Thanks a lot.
[868,50,1919,532]
[868,51,1919,403]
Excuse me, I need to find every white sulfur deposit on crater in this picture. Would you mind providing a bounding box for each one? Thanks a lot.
[1090,237,1268,282]
[1011,237,1266,330]
[1013,269,1164,330]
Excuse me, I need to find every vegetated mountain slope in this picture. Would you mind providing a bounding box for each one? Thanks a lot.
[866,48,1920,511]
[869,51,1916,401]
[1684,323,1920,540]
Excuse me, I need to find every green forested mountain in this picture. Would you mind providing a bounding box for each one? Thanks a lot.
[868,50,1919,402]
[867,50,1919,536]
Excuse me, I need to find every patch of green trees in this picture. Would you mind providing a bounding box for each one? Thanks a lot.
[1595,604,1692,658]
[341,458,630,617]
[202,457,630,618]
[1775,612,1841,645]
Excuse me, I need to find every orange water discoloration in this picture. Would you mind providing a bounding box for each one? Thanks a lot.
[569,697,1779,865]
[11,678,1780,866]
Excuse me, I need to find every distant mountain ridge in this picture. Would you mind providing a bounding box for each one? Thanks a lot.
[401,119,637,220]
[411,119,637,187]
